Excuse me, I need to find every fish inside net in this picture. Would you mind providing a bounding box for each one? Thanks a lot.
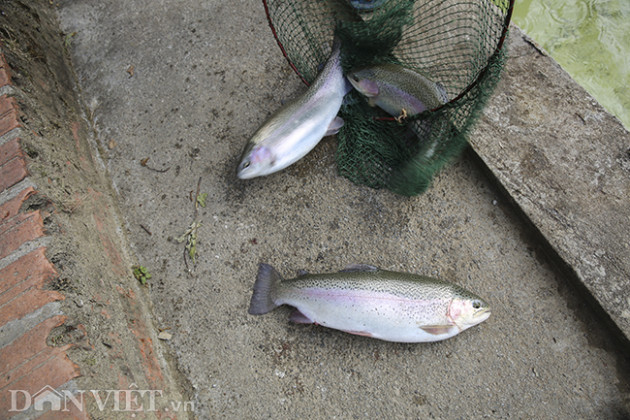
[263,0,513,196]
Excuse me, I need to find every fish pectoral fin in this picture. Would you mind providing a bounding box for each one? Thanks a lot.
[289,309,314,324]
[419,325,457,336]
[340,264,378,273]
[325,117,344,136]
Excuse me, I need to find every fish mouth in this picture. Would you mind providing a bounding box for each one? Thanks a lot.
[455,307,491,332]
[475,307,491,323]
[347,75,359,89]
[346,75,368,96]
[236,163,251,179]
[236,165,253,180]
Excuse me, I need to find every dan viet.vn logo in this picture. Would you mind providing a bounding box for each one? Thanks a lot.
[8,384,194,413]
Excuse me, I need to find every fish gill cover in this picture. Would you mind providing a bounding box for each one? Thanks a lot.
[263,0,514,196]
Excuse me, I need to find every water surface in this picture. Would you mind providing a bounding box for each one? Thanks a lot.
[512,0,629,129]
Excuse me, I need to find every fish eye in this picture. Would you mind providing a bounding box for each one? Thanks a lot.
[351,74,360,82]
[472,300,481,309]
[242,161,251,169]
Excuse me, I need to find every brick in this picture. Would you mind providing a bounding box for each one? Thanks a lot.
[0,247,63,327]
[0,340,70,389]
[0,187,36,222]
[0,52,11,88]
[0,155,28,191]
[0,106,20,137]
[0,316,85,419]
[0,288,64,327]
[0,315,66,374]
[0,355,80,416]
[0,211,45,260]
[0,247,58,309]
[0,95,20,137]
[0,95,18,116]
[0,137,22,165]
[0,315,80,416]
[3,352,80,404]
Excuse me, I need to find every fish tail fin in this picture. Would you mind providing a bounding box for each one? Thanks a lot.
[329,36,342,69]
[332,34,342,53]
[436,81,449,104]
[248,263,283,315]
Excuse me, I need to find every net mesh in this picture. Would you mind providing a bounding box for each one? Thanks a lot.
[263,0,513,195]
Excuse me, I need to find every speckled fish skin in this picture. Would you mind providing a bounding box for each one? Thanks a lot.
[347,63,449,117]
[248,264,490,343]
[236,40,349,179]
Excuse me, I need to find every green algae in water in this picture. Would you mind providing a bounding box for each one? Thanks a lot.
[513,0,630,130]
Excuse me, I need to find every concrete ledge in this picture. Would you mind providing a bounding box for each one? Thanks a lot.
[471,26,630,345]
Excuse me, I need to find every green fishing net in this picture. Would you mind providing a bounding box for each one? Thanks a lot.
[263,0,513,195]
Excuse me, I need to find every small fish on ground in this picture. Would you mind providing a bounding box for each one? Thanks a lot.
[237,39,351,179]
[248,263,490,343]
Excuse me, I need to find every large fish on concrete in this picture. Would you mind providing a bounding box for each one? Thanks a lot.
[237,40,349,179]
[248,263,490,343]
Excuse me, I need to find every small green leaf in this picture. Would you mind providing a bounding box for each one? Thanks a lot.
[132,265,151,285]
[64,31,77,48]
[179,221,202,266]
[196,192,208,208]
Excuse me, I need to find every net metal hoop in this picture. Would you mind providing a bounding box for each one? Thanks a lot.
[262,0,515,110]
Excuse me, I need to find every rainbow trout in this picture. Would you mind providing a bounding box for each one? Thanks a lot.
[248,263,490,343]
[347,63,449,118]
[237,40,349,179]
[348,63,450,158]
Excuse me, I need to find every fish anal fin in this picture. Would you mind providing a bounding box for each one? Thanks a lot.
[343,330,373,338]
[289,309,314,324]
[420,325,457,336]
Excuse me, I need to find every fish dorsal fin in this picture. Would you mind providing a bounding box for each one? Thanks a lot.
[420,325,457,336]
[340,264,378,273]
[296,269,309,277]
